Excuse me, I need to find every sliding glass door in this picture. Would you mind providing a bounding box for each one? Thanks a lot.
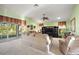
[0,22,18,39]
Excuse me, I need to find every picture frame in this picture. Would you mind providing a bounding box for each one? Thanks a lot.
[71,17,76,32]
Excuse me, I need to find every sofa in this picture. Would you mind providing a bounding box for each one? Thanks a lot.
[59,36,79,55]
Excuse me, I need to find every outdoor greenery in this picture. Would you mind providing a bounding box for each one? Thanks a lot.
[0,22,17,39]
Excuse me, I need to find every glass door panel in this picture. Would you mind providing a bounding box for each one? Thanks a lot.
[0,22,17,39]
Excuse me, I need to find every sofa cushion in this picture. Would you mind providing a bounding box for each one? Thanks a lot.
[59,35,79,55]
[59,36,75,54]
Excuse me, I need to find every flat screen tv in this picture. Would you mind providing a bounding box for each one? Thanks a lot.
[42,26,58,37]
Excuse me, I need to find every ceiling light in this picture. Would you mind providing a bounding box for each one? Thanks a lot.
[42,13,48,21]
[34,4,39,7]
[57,17,61,20]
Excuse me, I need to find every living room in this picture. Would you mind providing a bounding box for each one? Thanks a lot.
[0,4,79,55]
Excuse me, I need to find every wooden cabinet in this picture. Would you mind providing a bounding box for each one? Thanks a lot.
[0,15,3,22]
[0,15,26,26]
[58,21,66,26]
[5,17,9,22]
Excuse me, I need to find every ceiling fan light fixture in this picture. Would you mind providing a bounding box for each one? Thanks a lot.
[42,13,48,21]
[34,4,39,7]
[43,17,48,21]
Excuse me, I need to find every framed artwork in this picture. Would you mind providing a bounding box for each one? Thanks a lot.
[71,17,76,32]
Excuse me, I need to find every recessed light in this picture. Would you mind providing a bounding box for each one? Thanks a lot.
[57,17,61,20]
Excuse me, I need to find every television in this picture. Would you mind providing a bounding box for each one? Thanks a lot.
[42,26,58,37]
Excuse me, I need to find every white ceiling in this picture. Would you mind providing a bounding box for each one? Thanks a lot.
[0,4,75,21]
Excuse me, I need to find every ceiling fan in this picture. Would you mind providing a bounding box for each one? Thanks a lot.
[42,13,49,21]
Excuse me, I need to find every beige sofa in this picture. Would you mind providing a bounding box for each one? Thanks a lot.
[59,36,79,55]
